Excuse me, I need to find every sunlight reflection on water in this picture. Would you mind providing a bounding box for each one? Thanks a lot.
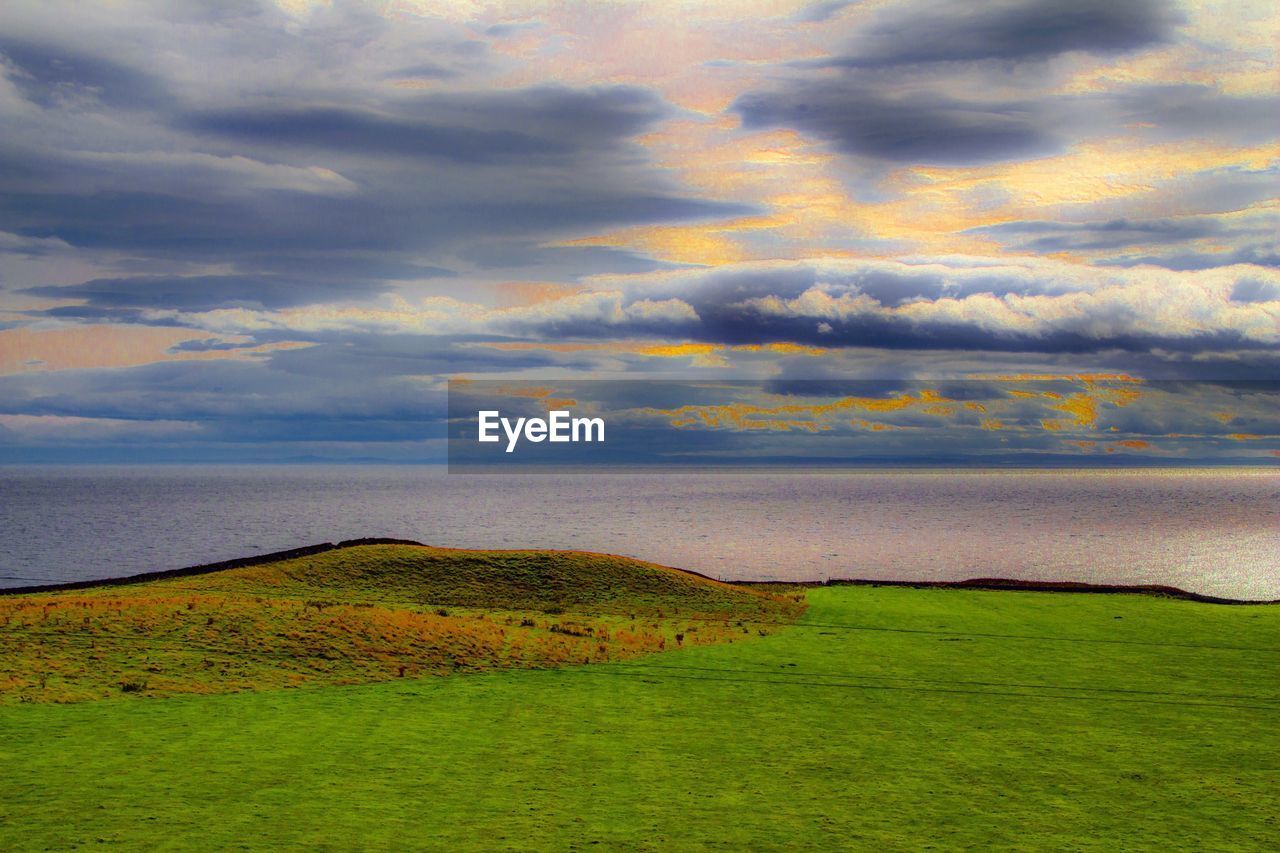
[1,466,1276,599]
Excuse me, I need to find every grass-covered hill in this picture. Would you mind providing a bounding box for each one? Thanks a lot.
[0,543,804,704]
[177,543,792,616]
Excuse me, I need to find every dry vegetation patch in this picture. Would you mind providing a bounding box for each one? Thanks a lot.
[1,544,803,703]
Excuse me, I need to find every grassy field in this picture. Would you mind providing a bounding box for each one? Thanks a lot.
[2,550,1278,849]
[0,545,802,702]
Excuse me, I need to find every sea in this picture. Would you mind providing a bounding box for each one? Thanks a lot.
[0,466,1276,600]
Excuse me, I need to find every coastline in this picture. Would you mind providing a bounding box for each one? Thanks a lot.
[5,538,1276,606]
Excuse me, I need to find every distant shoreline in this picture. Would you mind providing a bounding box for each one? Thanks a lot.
[3,538,1276,606]
[2,461,1277,469]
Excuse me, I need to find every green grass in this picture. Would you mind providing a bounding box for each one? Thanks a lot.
[3,584,1277,850]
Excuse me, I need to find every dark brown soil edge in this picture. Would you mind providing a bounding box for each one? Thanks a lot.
[740,577,1280,605]
[0,538,426,596]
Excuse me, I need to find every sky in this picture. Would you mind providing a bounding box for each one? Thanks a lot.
[0,0,1276,464]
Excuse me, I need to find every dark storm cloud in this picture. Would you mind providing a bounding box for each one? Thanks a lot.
[0,36,173,110]
[23,274,388,311]
[182,106,569,164]
[733,82,1276,168]
[0,185,744,260]
[736,2,1268,169]
[418,85,667,143]
[0,170,365,255]
[667,309,1252,356]
[735,86,1051,165]
[816,0,1177,68]
[182,86,669,164]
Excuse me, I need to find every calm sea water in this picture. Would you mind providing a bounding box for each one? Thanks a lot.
[0,466,1276,599]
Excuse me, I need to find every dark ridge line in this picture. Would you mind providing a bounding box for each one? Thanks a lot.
[0,539,740,597]
[743,577,1280,606]
[0,538,426,596]
[1,539,1274,606]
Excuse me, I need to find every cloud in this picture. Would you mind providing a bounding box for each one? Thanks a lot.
[229,254,456,281]
[22,274,396,311]
[0,12,744,302]
[0,35,173,110]
[792,1,859,24]
[1232,278,1280,304]
[454,241,685,277]
[1101,248,1280,272]
[817,0,1178,68]
[383,61,459,80]
[974,206,1280,270]
[85,257,1279,367]
[0,229,71,256]
[1108,85,1280,146]
[736,85,1052,165]
[584,258,1280,356]
[734,2,1270,170]
[63,151,360,197]
[182,105,568,165]
[181,86,671,164]
[129,289,704,343]
[973,218,1224,252]
[0,0,1275,462]
[0,357,443,424]
[734,83,1277,168]
[0,413,200,442]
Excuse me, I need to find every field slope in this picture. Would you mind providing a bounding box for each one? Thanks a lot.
[2,579,1278,849]
[0,543,802,702]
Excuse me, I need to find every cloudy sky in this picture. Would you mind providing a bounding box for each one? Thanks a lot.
[0,0,1276,463]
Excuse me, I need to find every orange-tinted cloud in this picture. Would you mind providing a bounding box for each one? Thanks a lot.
[0,325,307,375]
[644,390,959,432]
[491,282,583,308]
[1050,393,1100,428]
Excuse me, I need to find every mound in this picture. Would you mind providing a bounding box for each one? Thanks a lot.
[167,544,789,617]
[1,543,803,703]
